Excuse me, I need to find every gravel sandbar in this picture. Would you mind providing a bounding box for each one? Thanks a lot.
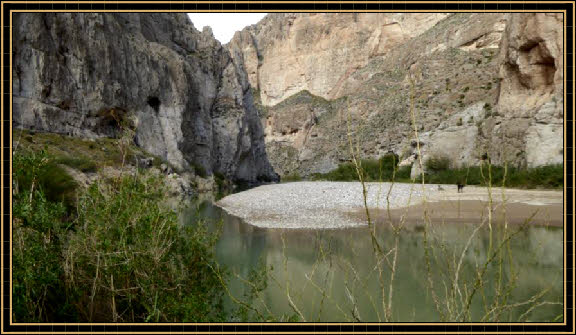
[216,182,564,229]
[216,182,436,229]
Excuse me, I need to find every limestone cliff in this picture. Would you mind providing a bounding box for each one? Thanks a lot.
[229,13,450,106]
[495,13,563,168]
[13,13,278,185]
[230,13,563,177]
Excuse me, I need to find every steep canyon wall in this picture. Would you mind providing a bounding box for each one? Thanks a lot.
[229,13,564,177]
[13,13,278,184]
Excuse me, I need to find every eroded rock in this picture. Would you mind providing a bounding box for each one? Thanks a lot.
[13,13,278,185]
[230,13,563,178]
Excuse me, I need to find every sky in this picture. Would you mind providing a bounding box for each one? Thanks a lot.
[187,13,267,44]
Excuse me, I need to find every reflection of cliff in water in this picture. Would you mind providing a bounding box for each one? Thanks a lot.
[182,201,563,322]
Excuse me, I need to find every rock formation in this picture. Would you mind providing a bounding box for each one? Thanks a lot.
[228,13,450,106]
[229,13,564,177]
[14,12,563,183]
[496,13,563,168]
[12,13,278,185]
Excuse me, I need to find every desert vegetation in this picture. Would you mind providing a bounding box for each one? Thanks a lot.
[13,149,226,322]
[420,156,563,189]
[308,152,562,189]
[12,77,563,323]
[309,154,411,182]
[12,141,275,322]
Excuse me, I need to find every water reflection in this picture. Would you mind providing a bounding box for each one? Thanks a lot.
[181,201,563,322]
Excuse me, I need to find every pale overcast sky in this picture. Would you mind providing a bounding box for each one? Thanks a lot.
[187,13,267,44]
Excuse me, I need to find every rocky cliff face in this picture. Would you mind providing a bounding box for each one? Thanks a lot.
[496,13,563,168]
[13,13,278,184]
[230,13,563,177]
[229,13,450,106]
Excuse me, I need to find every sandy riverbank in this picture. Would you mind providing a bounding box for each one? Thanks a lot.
[216,182,563,229]
[354,200,563,228]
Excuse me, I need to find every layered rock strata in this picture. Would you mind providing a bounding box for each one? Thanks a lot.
[229,13,564,177]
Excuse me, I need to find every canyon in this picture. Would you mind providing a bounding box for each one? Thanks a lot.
[229,13,564,178]
[10,11,566,324]
[12,13,277,186]
[12,12,564,185]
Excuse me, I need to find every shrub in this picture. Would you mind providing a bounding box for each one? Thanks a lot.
[13,201,76,322]
[311,153,407,182]
[13,150,266,323]
[311,162,357,181]
[14,150,78,209]
[55,156,98,173]
[418,163,563,189]
[12,151,76,322]
[310,154,561,189]
[506,164,563,189]
[424,155,451,172]
[282,172,303,182]
[65,173,227,322]
[395,165,412,180]
[370,153,400,181]
[214,171,233,199]
[191,162,207,178]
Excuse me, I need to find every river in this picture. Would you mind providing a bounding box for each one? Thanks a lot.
[181,200,563,322]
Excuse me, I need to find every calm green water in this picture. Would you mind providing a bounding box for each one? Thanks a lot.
[182,201,563,322]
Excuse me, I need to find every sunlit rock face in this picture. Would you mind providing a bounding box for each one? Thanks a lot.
[229,13,450,106]
[496,13,563,168]
[14,12,562,183]
[229,13,563,178]
[12,13,278,184]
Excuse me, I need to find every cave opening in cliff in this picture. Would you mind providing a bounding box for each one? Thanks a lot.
[147,96,161,113]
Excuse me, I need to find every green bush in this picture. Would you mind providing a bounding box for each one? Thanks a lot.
[396,165,412,180]
[191,162,207,178]
[506,164,563,189]
[65,173,226,322]
[282,172,303,182]
[419,163,563,189]
[213,171,233,200]
[424,155,451,172]
[55,156,98,173]
[311,154,411,182]
[298,152,560,189]
[13,151,76,322]
[377,153,401,180]
[14,150,78,209]
[13,150,269,322]
[311,162,358,181]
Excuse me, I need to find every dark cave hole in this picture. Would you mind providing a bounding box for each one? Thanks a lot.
[147,96,161,112]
